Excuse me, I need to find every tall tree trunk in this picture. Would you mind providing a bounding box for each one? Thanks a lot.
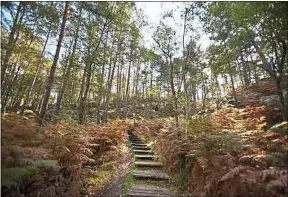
[55,8,81,116]
[253,41,287,121]
[215,77,221,109]
[116,62,121,117]
[3,60,31,111]
[78,64,87,123]
[124,55,132,118]
[97,30,109,123]
[1,2,24,86]
[229,72,239,107]
[191,86,197,114]
[103,45,120,123]
[240,53,250,85]
[79,20,107,124]
[149,60,153,119]
[38,1,70,125]
[2,34,33,111]
[275,78,288,121]
[79,62,93,124]
[20,31,50,116]
[253,66,258,83]
[201,80,206,111]
[133,59,140,125]
[169,56,179,127]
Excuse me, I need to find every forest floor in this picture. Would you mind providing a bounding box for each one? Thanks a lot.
[1,112,287,197]
[1,81,287,197]
[94,150,132,197]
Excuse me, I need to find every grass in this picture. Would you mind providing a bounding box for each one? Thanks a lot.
[123,164,136,195]
[123,171,135,192]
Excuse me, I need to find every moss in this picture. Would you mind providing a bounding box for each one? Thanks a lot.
[23,109,36,119]
[88,161,118,193]
[1,166,36,188]
[88,170,112,185]
[34,159,58,167]
[1,159,59,188]
[123,164,136,194]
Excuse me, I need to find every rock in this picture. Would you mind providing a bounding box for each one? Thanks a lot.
[270,121,288,130]
[242,89,253,95]
[260,95,281,108]
[55,186,65,195]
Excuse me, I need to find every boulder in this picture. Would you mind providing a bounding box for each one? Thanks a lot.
[260,95,281,108]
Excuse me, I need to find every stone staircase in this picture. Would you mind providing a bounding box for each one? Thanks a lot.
[127,132,174,197]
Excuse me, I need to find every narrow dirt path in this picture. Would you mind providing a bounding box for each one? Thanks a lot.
[94,146,133,197]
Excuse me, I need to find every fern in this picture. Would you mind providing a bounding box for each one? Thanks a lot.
[196,157,208,170]
[260,169,287,181]
[2,166,37,188]
[219,165,247,182]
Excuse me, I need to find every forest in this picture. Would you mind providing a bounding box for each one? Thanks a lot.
[1,1,287,197]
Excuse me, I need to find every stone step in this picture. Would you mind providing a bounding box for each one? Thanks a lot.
[133,149,153,155]
[132,146,151,150]
[129,136,141,139]
[127,184,174,197]
[135,155,160,160]
[129,139,142,141]
[133,171,169,180]
[130,140,144,144]
[130,140,142,143]
[129,136,141,138]
[129,138,143,141]
[131,143,146,146]
[135,161,163,168]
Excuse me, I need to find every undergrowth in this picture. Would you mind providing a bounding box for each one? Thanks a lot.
[1,114,131,197]
[133,117,288,197]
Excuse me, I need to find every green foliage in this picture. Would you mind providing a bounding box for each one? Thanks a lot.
[187,116,215,133]
[123,171,134,190]
[1,159,59,189]
[2,166,37,188]
[23,109,36,119]
[88,161,118,192]
[34,159,58,167]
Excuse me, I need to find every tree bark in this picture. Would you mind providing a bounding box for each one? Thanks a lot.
[169,55,179,127]
[20,31,50,116]
[79,62,93,124]
[1,2,24,86]
[55,8,81,116]
[78,64,87,123]
[116,61,121,117]
[124,54,132,118]
[253,41,287,121]
[38,1,70,125]
[103,43,120,123]
[229,72,239,107]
